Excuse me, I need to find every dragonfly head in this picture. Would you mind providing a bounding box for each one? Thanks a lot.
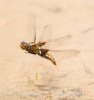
[20,41,28,50]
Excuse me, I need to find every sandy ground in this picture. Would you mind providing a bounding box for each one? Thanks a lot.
[0,0,94,99]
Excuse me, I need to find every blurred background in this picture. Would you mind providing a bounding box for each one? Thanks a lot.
[0,0,94,99]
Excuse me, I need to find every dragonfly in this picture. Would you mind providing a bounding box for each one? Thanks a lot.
[20,15,79,65]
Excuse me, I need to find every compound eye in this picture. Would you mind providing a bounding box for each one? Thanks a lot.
[20,41,27,50]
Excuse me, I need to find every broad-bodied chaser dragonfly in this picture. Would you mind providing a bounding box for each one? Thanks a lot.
[20,15,79,65]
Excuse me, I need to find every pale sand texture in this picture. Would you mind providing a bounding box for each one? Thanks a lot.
[0,0,94,99]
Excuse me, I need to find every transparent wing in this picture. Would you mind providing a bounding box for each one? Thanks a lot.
[39,25,72,50]
[39,25,52,42]
[39,25,52,48]
[26,14,37,43]
[51,49,79,57]
[50,49,80,65]
[42,35,72,49]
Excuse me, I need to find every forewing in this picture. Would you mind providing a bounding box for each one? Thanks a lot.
[39,25,52,48]
[42,35,72,49]
[26,14,36,43]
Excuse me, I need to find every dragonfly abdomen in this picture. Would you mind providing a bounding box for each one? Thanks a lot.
[40,49,56,65]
